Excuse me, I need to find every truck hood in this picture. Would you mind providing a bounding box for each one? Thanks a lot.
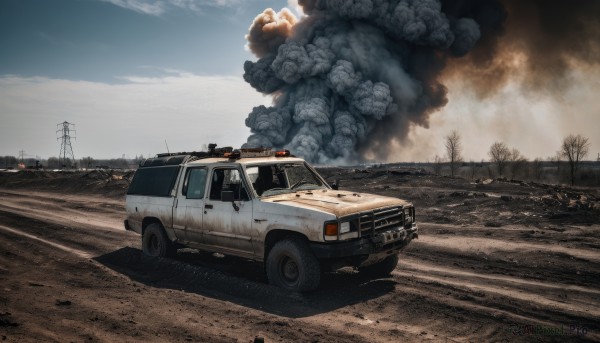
[260,189,410,218]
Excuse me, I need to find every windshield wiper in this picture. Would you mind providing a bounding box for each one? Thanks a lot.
[291,179,309,189]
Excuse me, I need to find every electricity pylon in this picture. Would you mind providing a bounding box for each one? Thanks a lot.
[57,121,76,168]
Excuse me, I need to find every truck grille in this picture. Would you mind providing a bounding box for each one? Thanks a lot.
[358,206,414,237]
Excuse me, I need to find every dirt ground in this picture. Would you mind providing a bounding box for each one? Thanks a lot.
[0,168,598,342]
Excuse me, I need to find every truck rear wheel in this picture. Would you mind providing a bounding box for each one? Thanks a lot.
[142,223,176,258]
[266,238,320,292]
[359,254,399,278]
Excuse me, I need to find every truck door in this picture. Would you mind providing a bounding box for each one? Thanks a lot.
[203,167,254,256]
[172,167,208,243]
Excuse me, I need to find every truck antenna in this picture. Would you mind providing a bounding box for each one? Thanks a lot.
[164,140,170,154]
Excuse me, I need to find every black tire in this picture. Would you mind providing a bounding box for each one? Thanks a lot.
[266,238,321,292]
[142,223,176,258]
[359,254,399,278]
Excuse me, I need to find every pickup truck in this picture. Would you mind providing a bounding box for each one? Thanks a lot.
[124,146,418,291]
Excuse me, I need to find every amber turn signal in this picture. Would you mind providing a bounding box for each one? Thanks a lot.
[324,223,338,236]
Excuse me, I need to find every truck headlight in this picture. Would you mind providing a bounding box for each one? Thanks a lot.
[324,221,357,241]
[340,221,350,234]
[404,207,414,225]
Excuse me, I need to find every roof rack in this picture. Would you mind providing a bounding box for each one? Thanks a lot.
[139,144,294,168]
[139,143,233,168]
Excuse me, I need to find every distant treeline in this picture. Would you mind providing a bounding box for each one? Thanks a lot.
[2,155,599,187]
[379,160,600,188]
[0,155,144,170]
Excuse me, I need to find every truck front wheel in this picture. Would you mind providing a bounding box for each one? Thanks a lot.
[266,238,320,292]
[142,223,175,258]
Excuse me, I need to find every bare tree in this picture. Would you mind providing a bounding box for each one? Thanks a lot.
[561,134,590,185]
[445,130,462,177]
[467,160,478,180]
[81,156,95,169]
[46,157,60,169]
[433,155,443,175]
[508,148,528,179]
[531,158,544,181]
[1,156,18,169]
[547,151,563,183]
[488,142,511,177]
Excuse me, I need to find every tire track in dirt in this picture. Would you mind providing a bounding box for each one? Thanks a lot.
[0,209,131,256]
[0,219,374,342]
[399,256,600,296]
[417,229,600,263]
[0,224,93,259]
[0,190,124,232]
[0,187,598,342]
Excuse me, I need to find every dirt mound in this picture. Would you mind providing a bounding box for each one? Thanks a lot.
[0,170,133,199]
[324,167,600,227]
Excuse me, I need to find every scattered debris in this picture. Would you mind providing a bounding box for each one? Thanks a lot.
[549,212,571,220]
[0,313,19,327]
[55,299,72,306]
[0,165,598,342]
[450,191,488,198]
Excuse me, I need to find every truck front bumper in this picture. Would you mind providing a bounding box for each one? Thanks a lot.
[309,225,418,265]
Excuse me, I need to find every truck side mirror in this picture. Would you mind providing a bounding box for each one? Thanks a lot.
[331,179,340,190]
[221,191,239,211]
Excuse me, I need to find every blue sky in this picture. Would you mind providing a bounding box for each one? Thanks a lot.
[0,0,598,162]
[0,0,286,81]
[0,0,292,159]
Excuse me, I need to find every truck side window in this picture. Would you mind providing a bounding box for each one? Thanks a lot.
[127,166,180,197]
[209,168,250,201]
[184,168,208,199]
[248,165,285,196]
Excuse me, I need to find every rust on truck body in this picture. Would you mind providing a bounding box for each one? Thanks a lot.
[126,151,418,283]
[261,189,409,218]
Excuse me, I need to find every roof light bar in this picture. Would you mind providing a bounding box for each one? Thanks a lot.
[239,148,273,158]
[227,150,241,159]
[275,150,291,157]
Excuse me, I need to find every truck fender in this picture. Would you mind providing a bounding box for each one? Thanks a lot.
[141,217,177,242]
[261,228,310,261]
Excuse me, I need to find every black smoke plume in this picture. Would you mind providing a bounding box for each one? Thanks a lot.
[443,0,600,97]
[242,0,600,163]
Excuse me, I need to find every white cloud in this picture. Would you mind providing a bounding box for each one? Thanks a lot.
[0,74,270,159]
[101,0,241,16]
[287,0,305,18]
[102,0,165,16]
[202,0,241,7]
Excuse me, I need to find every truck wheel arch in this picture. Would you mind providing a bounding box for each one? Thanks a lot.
[141,217,163,235]
[264,229,310,261]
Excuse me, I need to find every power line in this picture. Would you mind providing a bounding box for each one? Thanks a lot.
[56,121,76,169]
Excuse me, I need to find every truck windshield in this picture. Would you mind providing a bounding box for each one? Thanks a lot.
[246,163,327,197]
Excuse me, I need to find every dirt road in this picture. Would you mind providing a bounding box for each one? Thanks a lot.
[0,172,599,342]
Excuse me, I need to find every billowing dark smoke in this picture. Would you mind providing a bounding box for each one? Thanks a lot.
[443,0,600,97]
[241,0,600,162]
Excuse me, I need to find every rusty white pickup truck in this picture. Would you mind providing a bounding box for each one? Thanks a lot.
[125,145,418,291]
